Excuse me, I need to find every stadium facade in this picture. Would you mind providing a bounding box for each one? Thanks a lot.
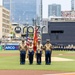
[42,22,75,46]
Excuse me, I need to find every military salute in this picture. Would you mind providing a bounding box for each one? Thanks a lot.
[19,40,27,65]
[36,40,43,65]
[44,39,52,65]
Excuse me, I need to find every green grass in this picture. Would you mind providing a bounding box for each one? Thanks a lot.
[52,51,75,59]
[0,50,19,53]
[0,50,75,72]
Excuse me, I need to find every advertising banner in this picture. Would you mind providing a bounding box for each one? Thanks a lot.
[5,45,19,50]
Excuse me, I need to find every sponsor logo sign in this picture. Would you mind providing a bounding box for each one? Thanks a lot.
[15,26,21,33]
[5,45,19,50]
[15,26,46,34]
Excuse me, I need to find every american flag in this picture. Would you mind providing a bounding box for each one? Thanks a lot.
[26,37,30,46]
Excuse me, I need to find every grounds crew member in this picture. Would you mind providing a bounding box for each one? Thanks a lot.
[19,40,27,65]
[28,41,34,64]
[36,40,43,65]
[44,39,52,65]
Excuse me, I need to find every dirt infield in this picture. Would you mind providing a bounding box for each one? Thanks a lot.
[0,70,75,75]
[0,70,64,75]
[45,72,75,75]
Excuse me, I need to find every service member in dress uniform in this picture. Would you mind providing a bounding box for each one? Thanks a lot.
[19,40,27,65]
[44,39,52,65]
[28,41,34,64]
[36,40,43,65]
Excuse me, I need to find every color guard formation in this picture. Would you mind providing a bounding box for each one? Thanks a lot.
[19,39,52,65]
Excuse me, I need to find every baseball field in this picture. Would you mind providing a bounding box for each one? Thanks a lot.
[0,50,75,75]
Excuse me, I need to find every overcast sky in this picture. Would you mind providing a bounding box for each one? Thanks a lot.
[0,0,2,5]
[0,0,71,18]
